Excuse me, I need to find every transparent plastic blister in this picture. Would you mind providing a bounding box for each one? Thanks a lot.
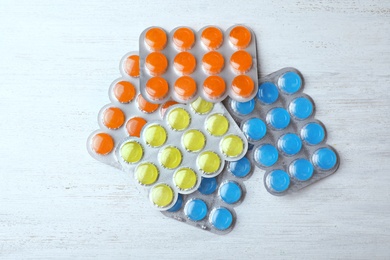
[138,25,259,104]
[162,155,253,234]
[87,52,178,168]
[224,67,340,195]
[115,102,248,210]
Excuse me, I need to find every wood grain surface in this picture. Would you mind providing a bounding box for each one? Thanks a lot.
[0,0,389,259]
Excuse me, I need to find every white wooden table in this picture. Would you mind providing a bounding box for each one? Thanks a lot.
[1,0,389,259]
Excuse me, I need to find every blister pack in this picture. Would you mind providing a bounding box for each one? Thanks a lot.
[116,102,248,210]
[224,68,339,195]
[138,25,259,104]
[87,52,179,169]
[87,50,255,234]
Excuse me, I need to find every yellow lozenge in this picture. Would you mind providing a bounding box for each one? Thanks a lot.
[182,129,206,152]
[167,107,191,131]
[220,135,244,158]
[135,162,159,185]
[144,124,167,147]
[197,151,221,175]
[120,141,143,164]
[173,167,197,191]
[150,184,174,208]
[206,113,229,136]
[190,97,214,114]
[159,146,182,169]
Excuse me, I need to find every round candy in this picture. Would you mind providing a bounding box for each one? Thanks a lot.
[150,183,174,208]
[266,107,290,130]
[202,51,224,75]
[230,99,255,116]
[135,162,159,185]
[230,50,252,74]
[144,27,167,51]
[197,151,221,175]
[126,117,147,137]
[185,199,208,221]
[201,26,223,50]
[123,54,140,78]
[174,52,196,75]
[312,147,338,171]
[228,157,251,178]
[254,144,278,167]
[242,118,266,141]
[159,146,182,169]
[266,170,290,193]
[113,81,136,103]
[190,97,214,114]
[220,135,244,158]
[143,124,167,147]
[167,194,183,212]
[91,133,114,155]
[289,97,313,120]
[120,141,143,164]
[203,76,226,100]
[145,52,168,76]
[278,71,302,94]
[219,181,242,204]
[289,159,313,181]
[257,82,279,104]
[137,94,159,114]
[182,129,206,152]
[173,27,195,51]
[231,75,255,98]
[206,113,229,136]
[210,207,233,230]
[301,122,325,145]
[167,107,191,131]
[174,76,197,101]
[198,177,217,195]
[229,25,251,49]
[102,107,125,129]
[278,133,302,156]
[173,167,197,191]
[145,76,169,100]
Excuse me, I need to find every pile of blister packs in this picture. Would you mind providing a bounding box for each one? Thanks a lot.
[87,25,339,234]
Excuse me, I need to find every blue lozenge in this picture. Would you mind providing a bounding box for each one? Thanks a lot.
[289,158,314,181]
[185,199,208,221]
[230,99,255,116]
[228,157,251,178]
[266,169,290,193]
[254,144,279,167]
[278,133,302,156]
[257,82,279,104]
[210,207,233,231]
[289,97,313,120]
[242,118,267,141]
[266,107,290,130]
[312,147,337,171]
[277,71,302,94]
[167,193,183,212]
[219,181,242,204]
[301,122,325,145]
[198,177,218,195]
